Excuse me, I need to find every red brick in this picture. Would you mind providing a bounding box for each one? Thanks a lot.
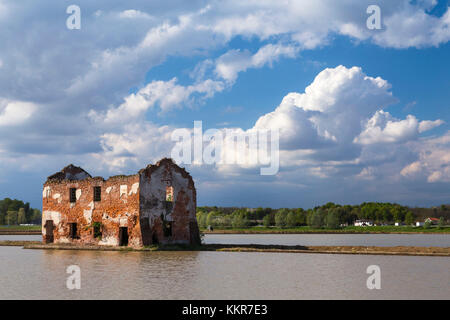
[42,158,200,248]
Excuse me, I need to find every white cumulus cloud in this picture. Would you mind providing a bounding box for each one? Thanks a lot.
[214,43,299,83]
[0,100,37,126]
[94,77,225,126]
[401,132,450,183]
[355,111,443,144]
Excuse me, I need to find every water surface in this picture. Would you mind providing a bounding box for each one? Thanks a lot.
[204,233,450,247]
[0,246,448,299]
[0,235,42,241]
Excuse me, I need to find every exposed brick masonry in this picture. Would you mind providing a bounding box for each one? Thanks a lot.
[42,158,200,248]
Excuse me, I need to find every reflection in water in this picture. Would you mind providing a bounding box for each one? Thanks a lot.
[0,246,449,299]
[38,249,202,299]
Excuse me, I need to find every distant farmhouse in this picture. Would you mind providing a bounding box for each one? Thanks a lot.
[416,217,440,227]
[42,158,200,248]
[425,217,440,225]
[354,219,374,227]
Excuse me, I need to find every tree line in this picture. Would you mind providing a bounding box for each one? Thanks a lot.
[0,198,41,225]
[197,202,449,229]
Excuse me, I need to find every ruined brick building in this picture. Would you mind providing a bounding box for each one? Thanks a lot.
[42,158,201,248]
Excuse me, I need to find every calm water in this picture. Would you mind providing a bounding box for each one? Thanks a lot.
[204,233,450,247]
[0,246,448,299]
[0,235,42,241]
[1,234,448,299]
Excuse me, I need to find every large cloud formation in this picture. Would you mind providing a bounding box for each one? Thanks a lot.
[93,66,445,184]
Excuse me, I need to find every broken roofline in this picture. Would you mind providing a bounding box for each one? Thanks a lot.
[45,158,193,184]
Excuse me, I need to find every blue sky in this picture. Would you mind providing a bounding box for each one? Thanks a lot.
[0,0,449,209]
[145,36,450,131]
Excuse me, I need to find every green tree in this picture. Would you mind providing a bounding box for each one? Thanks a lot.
[263,214,272,227]
[361,203,377,221]
[218,215,232,228]
[392,207,405,223]
[0,199,41,224]
[348,208,359,224]
[438,217,445,229]
[18,208,27,225]
[405,211,415,226]
[382,208,393,223]
[306,209,314,226]
[294,209,306,226]
[323,202,337,209]
[326,209,339,229]
[275,209,288,228]
[6,211,18,225]
[254,207,266,220]
[206,211,216,227]
[310,209,325,228]
[196,211,206,228]
[286,212,297,228]
[24,202,31,222]
[0,211,5,225]
[231,214,248,228]
[31,209,42,224]
[375,208,384,223]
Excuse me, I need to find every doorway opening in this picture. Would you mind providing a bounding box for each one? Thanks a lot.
[93,222,102,239]
[44,220,54,243]
[119,227,128,246]
[141,218,151,246]
[69,223,77,239]
[163,221,173,237]
[152,232,159,245]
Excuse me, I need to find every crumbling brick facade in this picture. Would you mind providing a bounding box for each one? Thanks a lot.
[42,158,200,248]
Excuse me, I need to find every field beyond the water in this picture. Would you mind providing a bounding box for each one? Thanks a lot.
[202,225,450,234]
[1,225,449,235]
[0,225,41,235]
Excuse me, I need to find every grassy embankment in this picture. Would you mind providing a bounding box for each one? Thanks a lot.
[201,225,450,234]
[0,225,41,234]
[0,225,41,231]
